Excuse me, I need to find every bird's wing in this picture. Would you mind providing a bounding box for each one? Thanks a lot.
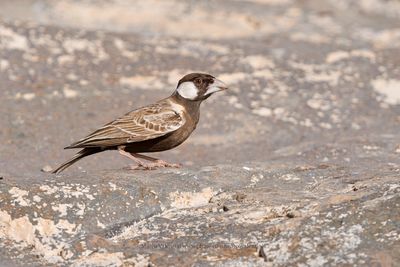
[67,101,185,148]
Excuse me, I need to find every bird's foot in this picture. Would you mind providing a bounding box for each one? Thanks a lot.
[154,160,182,168]
[125,160,181,170]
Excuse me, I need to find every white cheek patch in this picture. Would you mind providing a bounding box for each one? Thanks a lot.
[177,81,198,100]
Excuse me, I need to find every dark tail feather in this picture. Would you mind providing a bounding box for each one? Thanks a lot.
[51,148,102,174]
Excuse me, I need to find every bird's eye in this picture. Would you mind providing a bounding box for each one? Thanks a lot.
[194,78,202,85]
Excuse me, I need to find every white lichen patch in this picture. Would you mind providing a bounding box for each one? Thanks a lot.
[15,92,36,101]
[305,254,328,266]
[96,219,106,229]
[39,185,59,195]
[112,214,160,241]
[52,203,73,217]
[9,187,31,206]
[63,86,79,98]
[281,173,301,181]
[108,182,118,190]
[0,212,35,244]
[363,145,380,151]
[290,62,340,86]
[307,95,331,111]
[300,118,314,127]
[247,173,264,187]
[359,28,400,49]
[252,107,288,120]
[372,79,400,105]
[63,38,108,62]
[252,107,272,117]
[262,223,364,265]
[261,238,291,264]
[35,217,61,237]
[33,195,42,202]
[320,122,332,129]
[56,219,80,235]
[324,224,364,251]
[38,183,95,201]
[113,38,138,59]
[305,70,340,86]
[63,38,94,53]
[169,187,215,209]
[0,210,80,263]
[227,95,244,109]
[57,54,75,65]
[326,50,376,64]
[124,254,151,267]
[23,93,36,101]
[0,25,29,51]
[75,202,86,216]
[29,32,59,49]
[71,252,124,267]
[0,59,10,71]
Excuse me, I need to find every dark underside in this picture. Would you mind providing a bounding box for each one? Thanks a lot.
[122,131,185,153]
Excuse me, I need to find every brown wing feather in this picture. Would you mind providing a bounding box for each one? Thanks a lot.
[67,100,185,148]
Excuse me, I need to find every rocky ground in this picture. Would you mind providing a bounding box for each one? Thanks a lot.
[0,0,399,266]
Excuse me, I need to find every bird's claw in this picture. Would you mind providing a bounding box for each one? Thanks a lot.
[155,160,182,168]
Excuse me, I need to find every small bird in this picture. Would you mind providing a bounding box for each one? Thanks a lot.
[51,73,228,174]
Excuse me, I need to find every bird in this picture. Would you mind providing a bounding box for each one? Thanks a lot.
[51,73,228,174]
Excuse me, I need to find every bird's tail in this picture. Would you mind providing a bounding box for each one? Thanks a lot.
[51,148,102,174]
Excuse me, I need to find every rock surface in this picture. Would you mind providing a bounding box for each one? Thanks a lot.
[0,0,399,266]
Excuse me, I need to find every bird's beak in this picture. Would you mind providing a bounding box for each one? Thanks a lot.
[205,78,228,95]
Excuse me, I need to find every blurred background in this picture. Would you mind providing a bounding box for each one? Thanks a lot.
[1,1,400,266]
[0,0,399,175]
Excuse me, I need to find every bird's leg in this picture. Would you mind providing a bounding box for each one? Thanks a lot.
[118,146,180,170]
[134,153,181,168]
[118,147,150,170]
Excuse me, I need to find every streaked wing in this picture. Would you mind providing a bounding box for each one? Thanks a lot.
[67,101,185,148]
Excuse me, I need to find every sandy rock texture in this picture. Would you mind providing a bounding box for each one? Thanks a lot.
[0,0,399,266]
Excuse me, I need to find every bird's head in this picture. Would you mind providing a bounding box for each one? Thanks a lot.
[175,73,228,101]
